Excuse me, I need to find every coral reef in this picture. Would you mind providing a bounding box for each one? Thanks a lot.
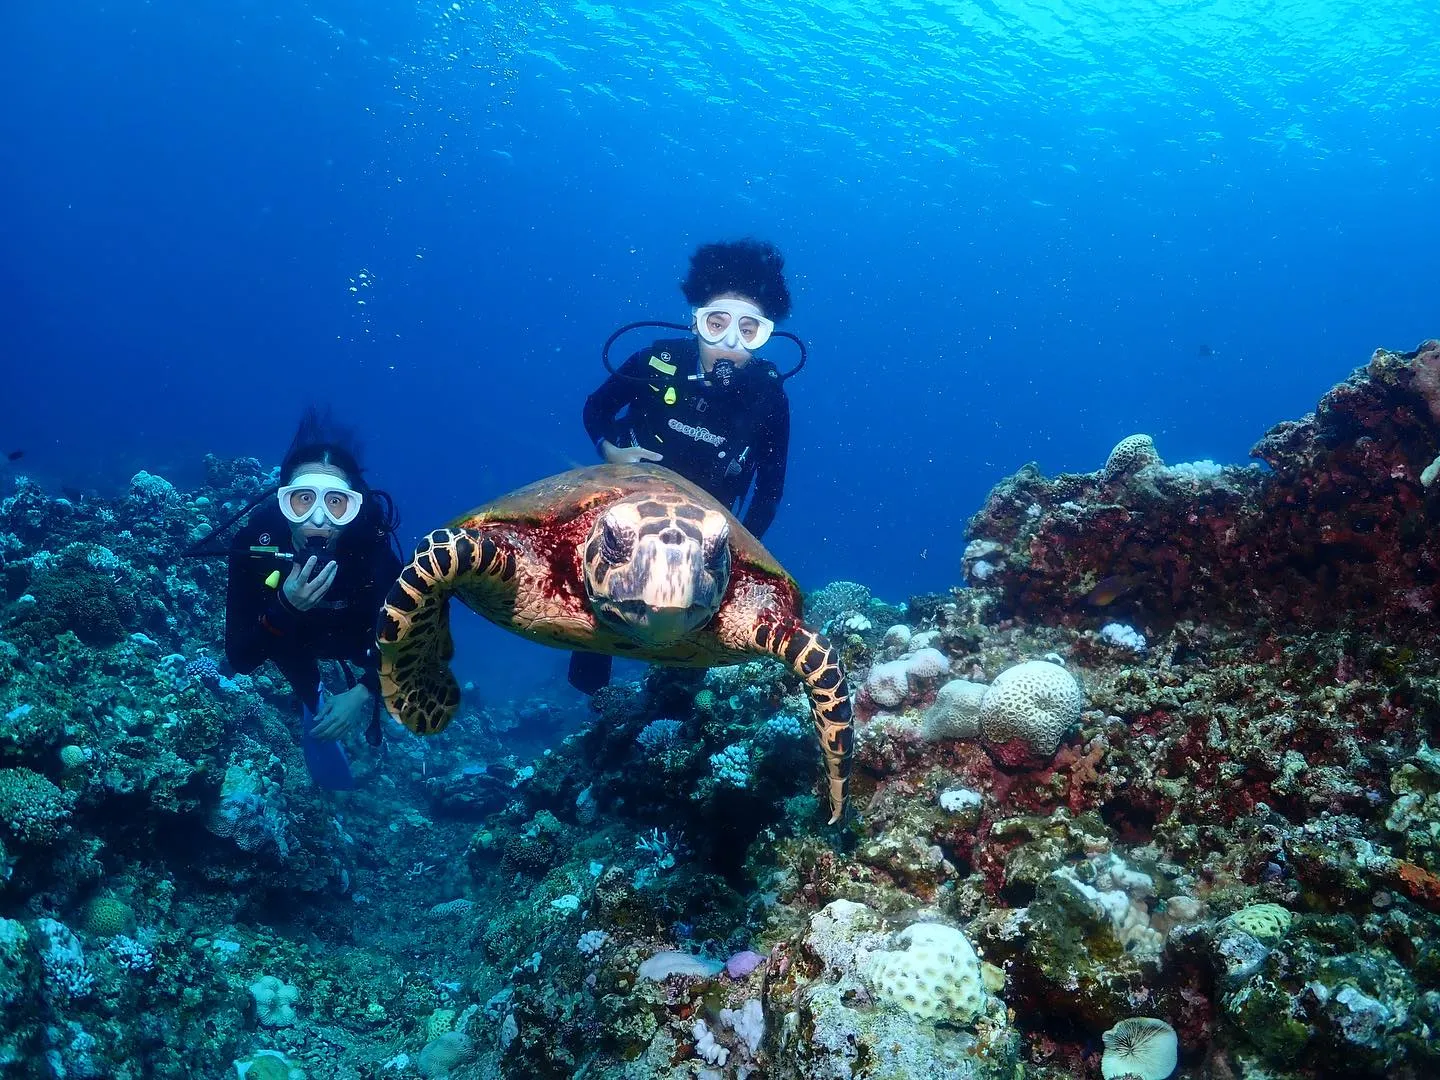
[3,340,1440,1078]
[962,340,1440,642]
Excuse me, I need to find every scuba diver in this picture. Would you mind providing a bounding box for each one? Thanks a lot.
[573,238,801,693]
[189,409,402,789]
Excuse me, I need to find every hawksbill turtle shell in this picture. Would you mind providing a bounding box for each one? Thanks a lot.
[374,463,854,822]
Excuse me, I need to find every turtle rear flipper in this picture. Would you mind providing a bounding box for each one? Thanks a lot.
[376,528,514,735]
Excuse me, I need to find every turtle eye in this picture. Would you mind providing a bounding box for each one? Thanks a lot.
[703,537,731,584]
[601,520,634,564]
[701,518,731,570]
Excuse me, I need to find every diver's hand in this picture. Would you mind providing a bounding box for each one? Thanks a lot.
[311,684,372,741]
[282,555,338,612]
[599,440,663,465]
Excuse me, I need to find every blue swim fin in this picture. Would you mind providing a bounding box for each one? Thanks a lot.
[301,688,354,790]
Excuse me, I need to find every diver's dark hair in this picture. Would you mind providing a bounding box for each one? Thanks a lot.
[681,239,793,322]
[281,406,366,486]
[280,407,401,547]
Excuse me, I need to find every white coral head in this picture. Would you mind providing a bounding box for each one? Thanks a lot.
[249,974,300,1027]
[978,659,1085,762]
[1100,1016,1178,1080]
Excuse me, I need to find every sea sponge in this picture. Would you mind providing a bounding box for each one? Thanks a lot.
[1103,433,1162,480]
[922,679,987,741]
[418,1031,477,1078]
[249,974,300,1027]
[1100,1016,1178,1079]
[725,950,766,979]
[1223,902,1293,944]
[638,950,724,981]
[81,897,134,938]
[863,922,987,1024]
[978,659,1084,766]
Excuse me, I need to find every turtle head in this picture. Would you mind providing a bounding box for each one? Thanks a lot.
[583,495,731,645]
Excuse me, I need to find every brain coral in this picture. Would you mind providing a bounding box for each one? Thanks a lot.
[863,922,987,1024]
[922,679,987,742]
[864,649,953,709]
[1103,433,1162,480]
[418,1031,477,1078]
[82,897,134,937]
[26,568,134,647]
[426,1007,457,1040]
[863,659,912,708]
[978,659,1085,766]
[1223,902,1293,944]
[904,647,951,681]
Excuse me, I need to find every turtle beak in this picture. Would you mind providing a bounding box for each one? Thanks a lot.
[627,601,715,644]
[595,540,720,645]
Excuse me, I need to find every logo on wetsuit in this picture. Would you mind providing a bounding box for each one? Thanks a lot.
[667,418,726,447]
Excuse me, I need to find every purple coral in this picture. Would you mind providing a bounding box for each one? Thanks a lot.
[725,950,767,979]
[185,655,220,683]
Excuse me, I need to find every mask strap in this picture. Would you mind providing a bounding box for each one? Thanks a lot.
[599,321,808,382]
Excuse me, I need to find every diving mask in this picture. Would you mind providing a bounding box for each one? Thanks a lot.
[277,473,364,527]
[693,299,774,352]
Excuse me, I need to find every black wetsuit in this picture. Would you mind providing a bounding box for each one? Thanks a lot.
[573,337,791,692]
[582,337,790,538]
[224,504,401,714]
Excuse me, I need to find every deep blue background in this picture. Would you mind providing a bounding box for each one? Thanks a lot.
[3,0,1437,694]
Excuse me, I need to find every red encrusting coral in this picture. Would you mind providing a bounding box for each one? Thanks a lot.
[964,341,1440,644]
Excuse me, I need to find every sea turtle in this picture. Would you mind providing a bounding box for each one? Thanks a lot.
[375,463,853,822]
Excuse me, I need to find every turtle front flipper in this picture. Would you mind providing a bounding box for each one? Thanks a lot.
[753,619,853,824]
[376,527,517,735]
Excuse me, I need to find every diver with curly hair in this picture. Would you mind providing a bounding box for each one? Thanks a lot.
[574,238,796,692]
[220,408,402,787]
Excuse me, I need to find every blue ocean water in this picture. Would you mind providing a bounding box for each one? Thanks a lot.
[3,0,1436,694]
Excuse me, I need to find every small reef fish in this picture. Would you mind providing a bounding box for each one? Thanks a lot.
[1086,573,1145,608]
